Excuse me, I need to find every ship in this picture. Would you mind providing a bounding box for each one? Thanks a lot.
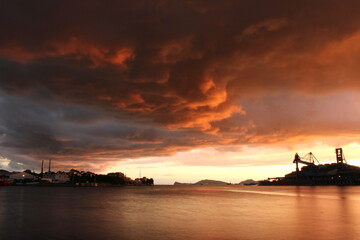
[259,148,360,186]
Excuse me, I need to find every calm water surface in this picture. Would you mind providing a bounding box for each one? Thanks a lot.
[1,185,360,240]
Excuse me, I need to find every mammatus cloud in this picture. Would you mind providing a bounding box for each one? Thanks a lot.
[2,1,360,171]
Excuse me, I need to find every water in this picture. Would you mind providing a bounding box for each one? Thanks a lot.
[1,185,360,240]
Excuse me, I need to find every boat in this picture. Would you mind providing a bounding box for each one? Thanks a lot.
[259,148,360,186]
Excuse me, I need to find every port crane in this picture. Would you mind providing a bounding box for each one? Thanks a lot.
[335,148,346,164]
[260,148,360,185]
[293,148,346,173]
[293,152,320,172]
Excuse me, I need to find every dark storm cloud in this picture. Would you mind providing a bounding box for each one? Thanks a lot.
[0,91,217,170]
[2,0,360,170]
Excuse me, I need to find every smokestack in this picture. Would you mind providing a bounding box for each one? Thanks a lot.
[41,160,44,175]
[48,159,51,173]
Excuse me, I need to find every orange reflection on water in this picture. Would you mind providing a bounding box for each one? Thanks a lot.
[2,186,360,240]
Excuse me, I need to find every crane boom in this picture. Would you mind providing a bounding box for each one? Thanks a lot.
[293,153,316,172]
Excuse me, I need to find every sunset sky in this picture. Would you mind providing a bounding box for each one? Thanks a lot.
[2,1,360,184]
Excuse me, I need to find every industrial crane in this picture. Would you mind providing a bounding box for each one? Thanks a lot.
[293,152,320,172]
[293,148,346,173]
[335,148,346,164]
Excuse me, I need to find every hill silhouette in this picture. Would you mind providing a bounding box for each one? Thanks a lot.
[174,179,229,185]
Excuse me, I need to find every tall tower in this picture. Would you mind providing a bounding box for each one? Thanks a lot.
[335,148,344,164]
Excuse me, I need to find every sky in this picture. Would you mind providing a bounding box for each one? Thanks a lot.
[2,1,360,184]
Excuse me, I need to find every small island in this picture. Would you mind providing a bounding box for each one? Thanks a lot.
[174,179,259,185]
[174,179,230,185]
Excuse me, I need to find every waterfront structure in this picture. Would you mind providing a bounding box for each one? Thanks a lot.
[42,172,55,182]
[9,172,36,181]
[54,172,70,183]
[260,148,360,185]
[1,161,153,186]
[0,169,10,180]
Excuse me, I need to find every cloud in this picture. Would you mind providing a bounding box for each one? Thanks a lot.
[2,1,360,171]
[241,18,288,36]
[0,91,220,170]
[0,37,135,69]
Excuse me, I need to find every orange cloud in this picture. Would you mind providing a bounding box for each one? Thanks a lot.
[153,37,203,64]
[0,37,135,69]
[109,48,135,67]
[241,18,288,36]
[0,46,38,64]
[3,0,360,172]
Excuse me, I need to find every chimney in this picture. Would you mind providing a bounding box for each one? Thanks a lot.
[48,159,52,173]
[41,160,44,175]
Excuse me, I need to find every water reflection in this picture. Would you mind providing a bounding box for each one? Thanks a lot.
[291,186,360,240]
[1,186,360,240]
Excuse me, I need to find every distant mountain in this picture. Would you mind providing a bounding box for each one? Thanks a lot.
[195,179,229,185]
[239,179,258,185]
[174,181,192,185]
[174,179,229,185]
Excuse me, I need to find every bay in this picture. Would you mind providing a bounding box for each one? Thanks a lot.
[1,185,360,240]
